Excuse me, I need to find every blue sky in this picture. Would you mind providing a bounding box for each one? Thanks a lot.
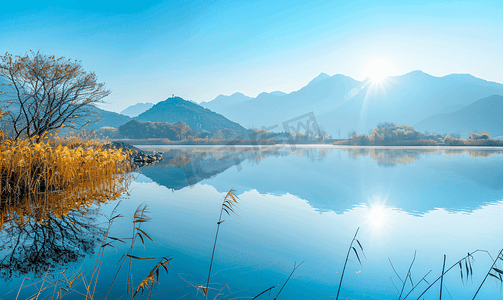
[1,0,502,112]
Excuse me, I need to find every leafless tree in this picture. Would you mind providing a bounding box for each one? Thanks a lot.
[0,51,110,140]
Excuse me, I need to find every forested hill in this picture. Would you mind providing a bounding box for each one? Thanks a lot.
[135,97,246,136]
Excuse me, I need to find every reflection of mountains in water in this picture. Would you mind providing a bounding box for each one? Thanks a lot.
[139,147,328,190]
[138,147,503,215]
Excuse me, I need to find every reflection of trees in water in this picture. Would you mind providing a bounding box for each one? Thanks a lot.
[444,149,503,158]
[167,152,191,166]
[346,148,371,159]
[0,207,101,280]
[346,148,432,167]
[291,148,329,162]
[371,149,435,167]
[0,174,130,280]
[345,148,503,167]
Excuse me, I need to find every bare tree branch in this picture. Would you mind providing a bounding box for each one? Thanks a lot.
[0,51,110,140]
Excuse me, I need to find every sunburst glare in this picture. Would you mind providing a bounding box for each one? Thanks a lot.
[363,58,397,84]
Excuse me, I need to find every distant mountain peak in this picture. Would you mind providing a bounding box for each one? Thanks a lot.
[443,73,475,78]
[269,91,287,97]
[308,72,331,85]
[403,70,431,77]
[256,91,287,98]
[206,92,251,102]
[201,92,253,114]
[120,102,155,118]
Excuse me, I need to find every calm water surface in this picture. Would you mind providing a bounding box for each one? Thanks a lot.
[2,146,503,300]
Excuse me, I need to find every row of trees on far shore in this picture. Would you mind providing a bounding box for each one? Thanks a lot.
[102,119,238,141]
[95,120,304,142]
[346,123,503,146]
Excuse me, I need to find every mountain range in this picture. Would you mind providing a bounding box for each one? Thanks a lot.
[414,95,503,138]
[2,70,503,139]
[201,73,362,130]
[202,71,503,138]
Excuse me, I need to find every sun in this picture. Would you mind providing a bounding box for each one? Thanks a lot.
[363,58,397,84]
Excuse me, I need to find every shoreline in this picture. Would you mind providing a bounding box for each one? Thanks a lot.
[134,144,503,150]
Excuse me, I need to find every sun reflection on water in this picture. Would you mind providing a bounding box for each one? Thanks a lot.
[367,204,388,230]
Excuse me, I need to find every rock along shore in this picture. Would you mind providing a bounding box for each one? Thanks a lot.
[103,141,163,167]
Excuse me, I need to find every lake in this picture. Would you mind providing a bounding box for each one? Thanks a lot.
[2,145,503,300]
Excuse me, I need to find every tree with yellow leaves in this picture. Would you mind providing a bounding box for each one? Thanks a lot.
[0,51,110,140]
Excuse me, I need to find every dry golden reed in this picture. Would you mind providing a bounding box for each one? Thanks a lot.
[0,110,132,227]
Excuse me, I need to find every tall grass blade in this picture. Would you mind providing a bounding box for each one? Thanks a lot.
[205,189,238,300]
[273,261,304,300]
[68,273,82,288]
[398,251,416,300]
[137,228,154,242]
[489,273,503,282]
[402,270,432,300]
[472,248,503,299]
[460,262,463,281]
[15,277,26,300]
[252,286,275,299]
[412,250,491,300]
[440,254,446,300]
[352,247,362,266]
[389,258,404,284]
[336,227,363,300]
[126,255,158,260]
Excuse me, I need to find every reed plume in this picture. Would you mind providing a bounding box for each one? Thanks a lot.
[203,189,238,300]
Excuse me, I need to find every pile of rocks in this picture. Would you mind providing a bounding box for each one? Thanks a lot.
[103,141,163,166]
[131,151,163,165]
